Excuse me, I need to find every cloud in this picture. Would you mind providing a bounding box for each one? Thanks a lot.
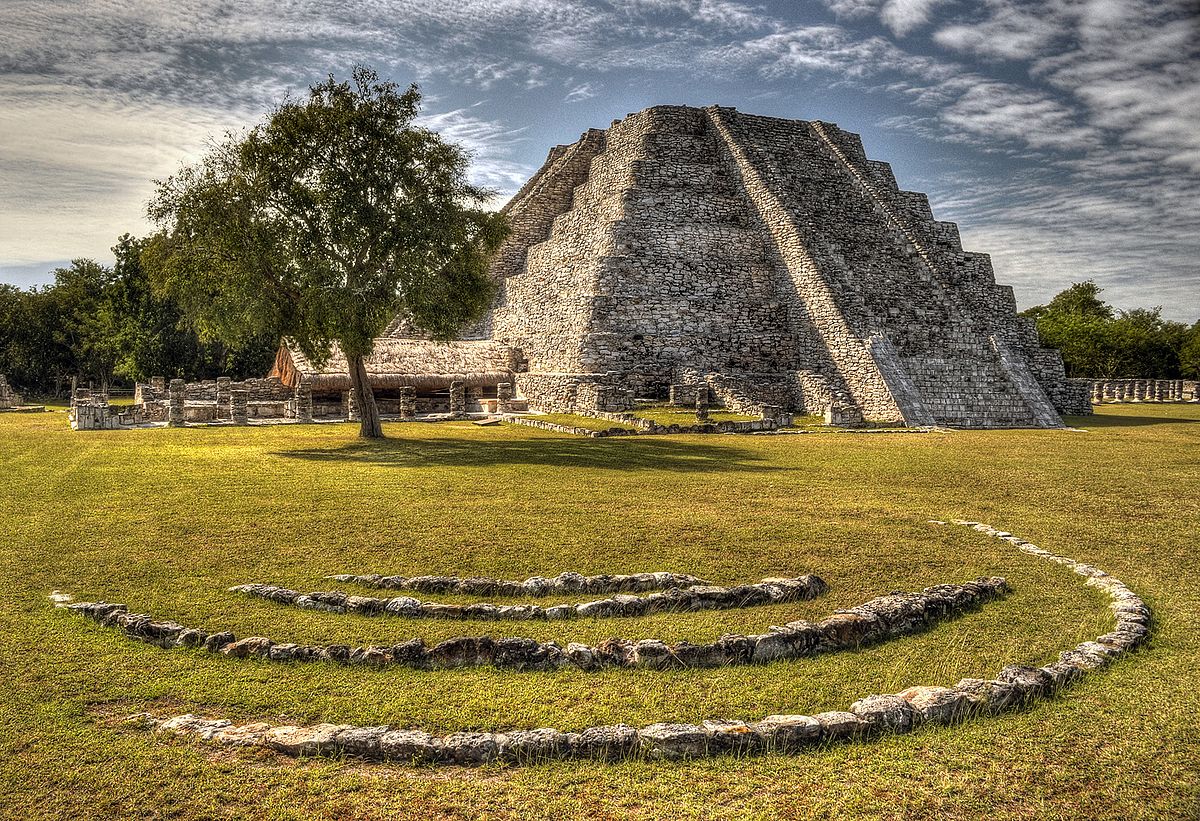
[564,82,600,103]
[820,0,949,36]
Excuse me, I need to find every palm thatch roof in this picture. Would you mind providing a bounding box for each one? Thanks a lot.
[270,338,516,392]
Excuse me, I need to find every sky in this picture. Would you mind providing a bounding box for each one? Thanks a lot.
[1,0,1197,319]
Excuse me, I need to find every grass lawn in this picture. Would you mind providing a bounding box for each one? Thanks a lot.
[1,404,1198,819]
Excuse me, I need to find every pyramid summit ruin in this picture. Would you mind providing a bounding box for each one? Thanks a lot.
[274,104,1090,427]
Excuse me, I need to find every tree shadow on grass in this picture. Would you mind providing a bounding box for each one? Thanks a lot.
[1068,412,1200,428]
[273,433,778,473]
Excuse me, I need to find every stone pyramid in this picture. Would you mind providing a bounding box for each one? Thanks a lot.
[430,104,1088,427]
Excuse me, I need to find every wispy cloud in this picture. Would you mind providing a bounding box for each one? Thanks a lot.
[0,0,1195,319]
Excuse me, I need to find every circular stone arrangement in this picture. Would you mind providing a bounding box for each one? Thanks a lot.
[58,520,1149,765]
[228,573,828,621]
[62,577,1006,672]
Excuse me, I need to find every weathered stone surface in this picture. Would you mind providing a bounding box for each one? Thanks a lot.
[213,722,273,746]
[573,724,641,760]
[813,711,864,740]
[639,723,708,760]
[952,678,1021,712]
[996,665,1054,700]
[156,714,231,739]
[498,729,570,762]
[443,732,502,765]
[336,725,388,757]
[850,694,915,734]
[896,686,972,725]
[222,637,272,658]
[264,723,345,756]
[754,715,820,750]
[379,729,444,763]
[702,720,763,753]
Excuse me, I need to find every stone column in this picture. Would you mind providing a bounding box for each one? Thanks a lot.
[230,388,249,425]
[168,379,185,427]
[216,377,232,420]
[296,381,313,423]
[449,380,466,418]
[398,386,416,420]
[343,390,359,421]
[496,382,513,415]
[694,391,709,421]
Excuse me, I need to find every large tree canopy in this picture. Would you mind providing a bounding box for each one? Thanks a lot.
[1022,281,1199,379]
[145,66,507,437]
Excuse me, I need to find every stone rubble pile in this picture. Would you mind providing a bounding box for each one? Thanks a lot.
[64,520,1148,766]
[62,577,1004,672]
[229,574,827,621]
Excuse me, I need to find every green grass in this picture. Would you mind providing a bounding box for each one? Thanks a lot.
[1,403,1198,819]
[632,404,758,425]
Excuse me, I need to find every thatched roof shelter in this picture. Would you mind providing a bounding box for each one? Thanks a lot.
[270,339,516,392]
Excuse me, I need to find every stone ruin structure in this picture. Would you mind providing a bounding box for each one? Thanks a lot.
[271,104,1090,428]
[0,374,21,409]
[1089,379,1198,404]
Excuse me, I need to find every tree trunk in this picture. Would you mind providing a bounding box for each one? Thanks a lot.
[349,351,384,438]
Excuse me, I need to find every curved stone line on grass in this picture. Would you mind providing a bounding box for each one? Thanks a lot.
[228,574,828,621]
[60,577,1007,672]
[324,570,713,597]
[108,521,1148,765]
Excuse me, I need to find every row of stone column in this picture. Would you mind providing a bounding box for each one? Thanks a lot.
[1091,379,1197,403]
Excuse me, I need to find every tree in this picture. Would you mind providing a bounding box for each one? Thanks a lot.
[1180,321,1200,379]
[1024,281,1196,378]
[145,67,507,437]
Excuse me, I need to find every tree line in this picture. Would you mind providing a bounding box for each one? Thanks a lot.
[1022,281,1200,380]
[0,235,277,397]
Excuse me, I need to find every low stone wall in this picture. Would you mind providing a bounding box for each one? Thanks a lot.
[230,574,828,621]
[62,576,1004,673]
[328,570,711,596]
[63,519,1148,765]
[506,414,778,437]
[1089,379,1199,403]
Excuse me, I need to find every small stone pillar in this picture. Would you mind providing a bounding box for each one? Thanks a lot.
[496,382,513,414]
[343,390,359,421]
[168,379,185,427]
[216,377,232,420]
[296,381,313,423]
[694,391,709,422]
[1091,382,1102,404]
[230,388,249,425]
[398,386,416,420]
[449,380,466,418]
[1132,380,1144,402]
